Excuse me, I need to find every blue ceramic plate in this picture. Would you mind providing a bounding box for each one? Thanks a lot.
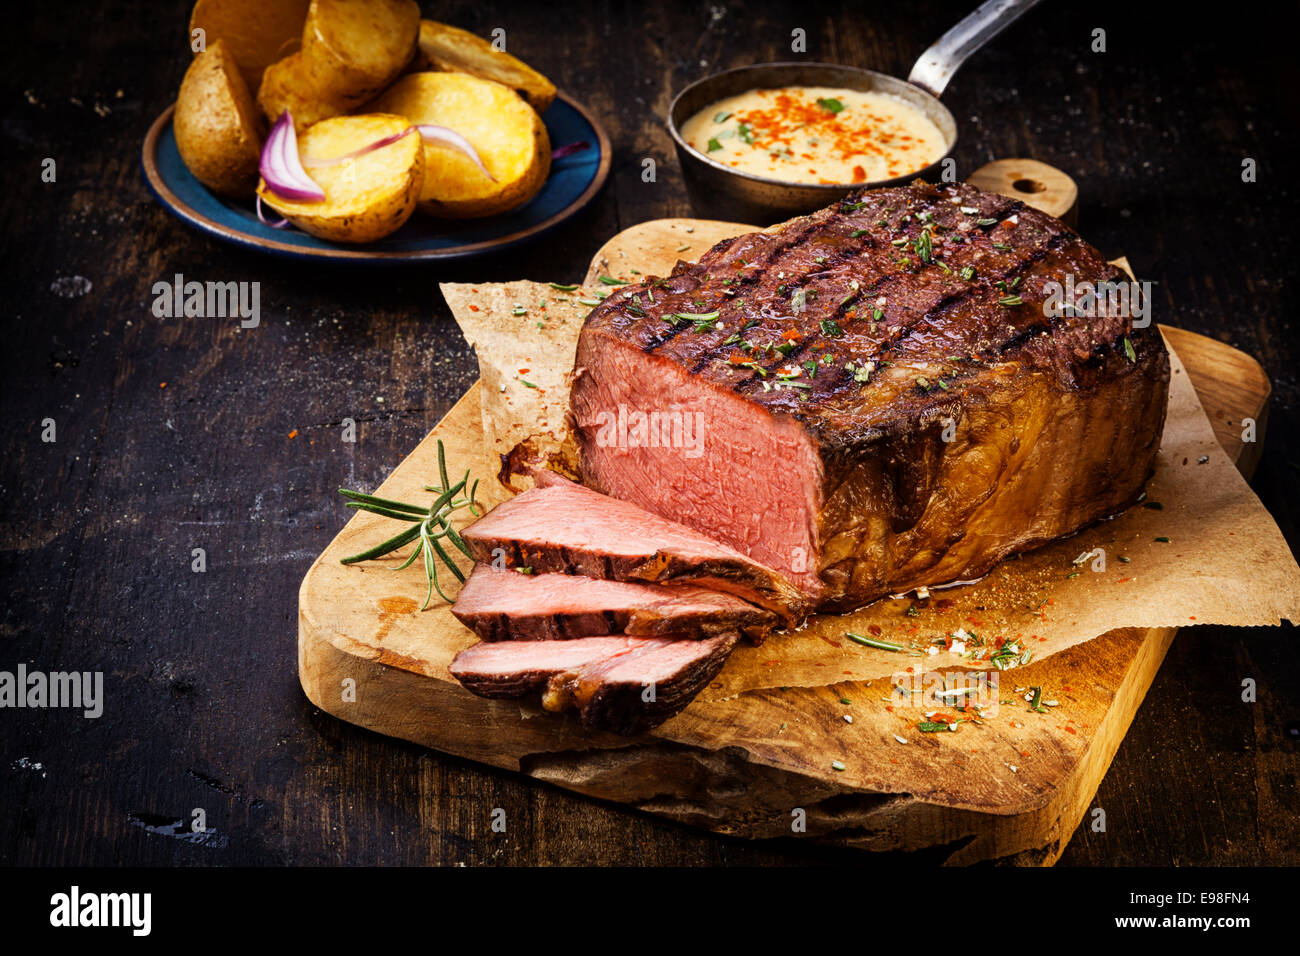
[142,93,610,263]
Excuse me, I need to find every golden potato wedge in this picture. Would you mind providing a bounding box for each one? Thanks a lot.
[369,72,551,219]
[299,0,420,105]
[174,39,264,198]
[256,51,352,130]
[413,20,556,114]
[256,113,425,243]
[188,0,310,93]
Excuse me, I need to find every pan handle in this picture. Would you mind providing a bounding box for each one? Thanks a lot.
[907,0,1044,98]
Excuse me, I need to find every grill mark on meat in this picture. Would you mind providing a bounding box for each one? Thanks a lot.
[720,200,1062,394]
[680,238,887,384]
[859,227,1074,363]
[786,233,878,288]
[638,216,834,355]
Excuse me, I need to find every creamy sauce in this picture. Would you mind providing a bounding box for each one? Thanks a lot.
[681,86,945,185]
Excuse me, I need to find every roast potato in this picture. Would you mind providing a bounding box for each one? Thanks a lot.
[174,39,264,198]
[188,0,310,93]
[300,0,419,105]
[257,51,353,130]
[412,20,556,114]
[256,0,419,129]
[256,113,425,243]
[369,72,551,219]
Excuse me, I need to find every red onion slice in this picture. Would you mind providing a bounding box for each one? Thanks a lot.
[259,114,497,201]
[295,123,494,182]
[415,125,497,182]
[259,111,325,202]
[255,194,290,229]
[552,141,590,160]
[301,126,418,167]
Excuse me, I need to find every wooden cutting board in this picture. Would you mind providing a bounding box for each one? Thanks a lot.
[298,198,1270,865]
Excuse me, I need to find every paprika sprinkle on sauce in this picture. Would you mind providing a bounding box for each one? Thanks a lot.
[681,86,944,186]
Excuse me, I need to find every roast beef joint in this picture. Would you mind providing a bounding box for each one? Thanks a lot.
[448,180,1170,734]
[570,180,1169,612]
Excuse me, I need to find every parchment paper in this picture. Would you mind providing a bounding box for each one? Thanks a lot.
[441,279,1300,700]
[442,280,588,489]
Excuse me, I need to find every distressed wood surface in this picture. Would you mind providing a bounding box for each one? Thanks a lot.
[1,0,1296,866]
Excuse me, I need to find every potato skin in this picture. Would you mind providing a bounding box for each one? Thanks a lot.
[256,113,425,243]
[174,39,264,198]
[413,19,556,114]
[300,0,419,104]
[188,0,310,94]
[256,0,419,131]
[370,72,551,219]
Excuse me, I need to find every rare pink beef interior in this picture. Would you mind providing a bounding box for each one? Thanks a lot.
[571,337,824,597]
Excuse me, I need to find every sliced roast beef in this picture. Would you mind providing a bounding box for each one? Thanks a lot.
[569,179,1170,612]
[449,632,738,735]
[459,474,804,620]
[451,563,776,641]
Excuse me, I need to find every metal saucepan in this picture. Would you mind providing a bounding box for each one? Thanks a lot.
[667,0,1044,223]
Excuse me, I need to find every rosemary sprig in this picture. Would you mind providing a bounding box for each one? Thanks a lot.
[338,440,482,609]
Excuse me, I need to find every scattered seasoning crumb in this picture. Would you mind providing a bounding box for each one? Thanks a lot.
[918,720,957,732]
[831,760,846,771]
[843,714,853,724]
[1154,536,1170,543]
[893,734,909,744]
[287,429,298,439]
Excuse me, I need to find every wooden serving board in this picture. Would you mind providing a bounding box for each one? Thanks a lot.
[298,211,1270,865]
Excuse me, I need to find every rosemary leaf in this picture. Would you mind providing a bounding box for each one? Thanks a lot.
[437,439,451,495]
[336,489,427,515]
[344,501,432,522]
[340,524,421,565]
[427,530,466,584]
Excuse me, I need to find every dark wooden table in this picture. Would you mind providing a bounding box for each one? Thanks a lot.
[1,0,1296,866]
